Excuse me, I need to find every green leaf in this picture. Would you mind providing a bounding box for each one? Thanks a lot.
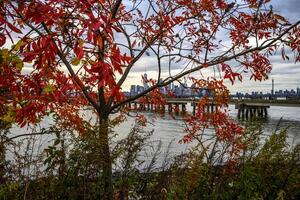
[43,85,55,94]
[54,139,60,146]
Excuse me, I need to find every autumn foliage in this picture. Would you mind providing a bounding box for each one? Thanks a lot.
[1,0,300,199]
[0,0,300,128]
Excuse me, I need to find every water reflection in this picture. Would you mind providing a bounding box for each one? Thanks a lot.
[115,104,300,155]
[7,105,300,158]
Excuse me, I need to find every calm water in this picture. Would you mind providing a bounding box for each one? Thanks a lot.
[8,105,300,160]
[112,104,300,158]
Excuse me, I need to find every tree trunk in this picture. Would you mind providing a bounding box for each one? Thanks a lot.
[99,117,113,200]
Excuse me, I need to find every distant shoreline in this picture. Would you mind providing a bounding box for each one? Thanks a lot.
[229,101,300,108]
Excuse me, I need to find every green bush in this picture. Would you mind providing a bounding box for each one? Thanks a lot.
[0,120,299,199]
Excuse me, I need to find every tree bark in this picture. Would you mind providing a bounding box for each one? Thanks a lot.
[99,117,113,200]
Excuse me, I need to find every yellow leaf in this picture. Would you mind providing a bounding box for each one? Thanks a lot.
[81,60,88,65]
[15,61,24,71]
[0,107,16,124]
[12,40,23,51]
[79,39,84,47]
[71,57,80,66]
[0,49,9,63]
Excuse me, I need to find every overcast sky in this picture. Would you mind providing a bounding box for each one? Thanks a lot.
[7,0,300,94]
[228,0,300,94]
[122,0,300,94]
[229,0,300,94]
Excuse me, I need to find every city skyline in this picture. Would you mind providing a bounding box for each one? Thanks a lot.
[120,0,300,94]
[126,73,300,98]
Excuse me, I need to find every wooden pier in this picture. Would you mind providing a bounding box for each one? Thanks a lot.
[126,99,220,116]
[235,103,270,118]
[124,98,274,118]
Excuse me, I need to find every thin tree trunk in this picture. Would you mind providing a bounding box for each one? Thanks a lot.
[99,117,113,200]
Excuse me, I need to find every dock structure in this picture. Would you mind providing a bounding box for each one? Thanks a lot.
[121,97,299,118]
[125,99,270,118]
[190,102,220,115]
[126,98,220,116]
[126,101,188,115]
[110,96,300,122]
[235,103,270,118]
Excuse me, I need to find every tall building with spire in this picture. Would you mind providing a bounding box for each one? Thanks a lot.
[143,73,149,90]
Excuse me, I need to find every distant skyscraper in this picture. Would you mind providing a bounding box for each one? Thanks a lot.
[130,85,137,96]
[143,73,149,90]
[137,85,144,93]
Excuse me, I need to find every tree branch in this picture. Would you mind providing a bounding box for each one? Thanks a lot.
[110,20,300,112]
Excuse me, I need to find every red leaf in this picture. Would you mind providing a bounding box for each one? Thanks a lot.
[112,26,122,32]
[87,30,93,42]
[232,72,240,77]
[0,33,5,47]
[74,44,84,59]
[132,40,137,47]
[238,75,243,82]
[7,22,22,34]
[224,72,231,79]
[23,52,36,62]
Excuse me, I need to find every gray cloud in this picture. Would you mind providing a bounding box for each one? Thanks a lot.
[119,0,300,92]
[131,55,185,73]
[272,0,300,21]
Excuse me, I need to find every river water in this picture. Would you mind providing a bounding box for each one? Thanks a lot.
[8,104,300,163]
[112,104,300,158]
